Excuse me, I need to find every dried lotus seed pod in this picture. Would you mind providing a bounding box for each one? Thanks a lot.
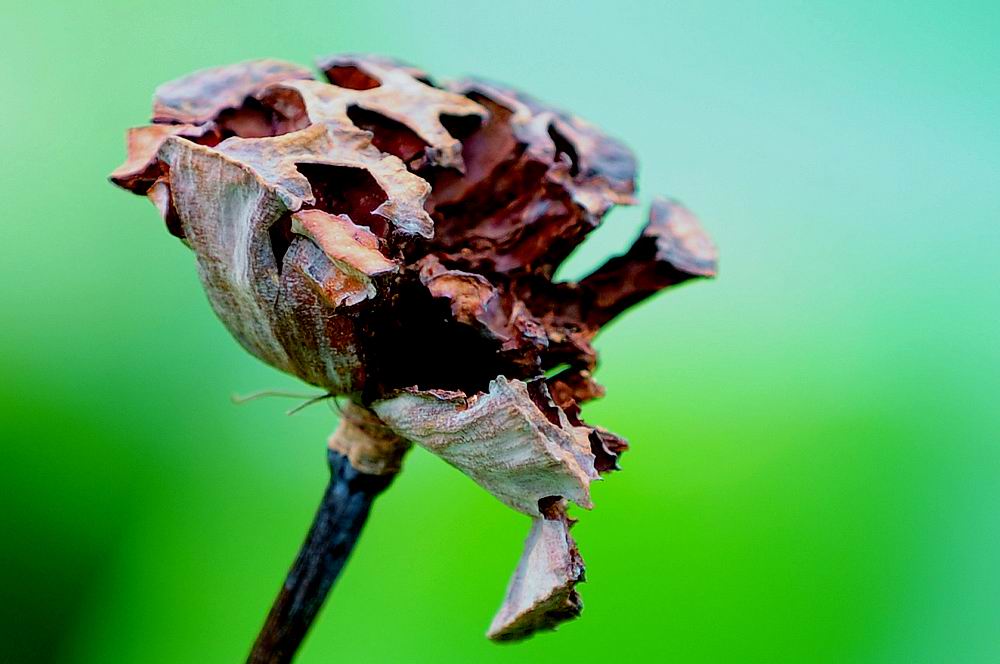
[110,54,717,662]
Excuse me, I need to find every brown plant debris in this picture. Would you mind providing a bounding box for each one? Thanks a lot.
[488,500,585,641]
[111,55,716,645]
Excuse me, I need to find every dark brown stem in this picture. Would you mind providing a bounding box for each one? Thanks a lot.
[247,449,395,663]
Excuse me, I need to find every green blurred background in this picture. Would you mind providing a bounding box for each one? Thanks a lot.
[2,1,998,662]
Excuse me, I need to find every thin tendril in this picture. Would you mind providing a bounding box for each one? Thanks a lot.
[286,393,335,416]
[232,389,336,416]
[232,389,327,404]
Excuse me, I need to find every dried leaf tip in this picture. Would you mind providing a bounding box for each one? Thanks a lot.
[488,503,584,641]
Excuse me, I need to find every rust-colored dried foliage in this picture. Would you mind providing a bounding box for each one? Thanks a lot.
[112,55,716,640]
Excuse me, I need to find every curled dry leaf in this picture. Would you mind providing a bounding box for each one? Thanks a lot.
[111,55,716,642]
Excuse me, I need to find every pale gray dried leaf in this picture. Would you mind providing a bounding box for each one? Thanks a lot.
[372,376,598,516]
[159,137,293,372]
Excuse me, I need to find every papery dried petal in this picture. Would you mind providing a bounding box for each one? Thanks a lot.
[159,137,294,372]
[206,124,434,239]
[152,59,314,124]
[292,210,396,280]
[302,56,490,170]
[110,123,217,192]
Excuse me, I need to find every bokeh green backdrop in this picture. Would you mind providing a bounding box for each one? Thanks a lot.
[2,1,998,662]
